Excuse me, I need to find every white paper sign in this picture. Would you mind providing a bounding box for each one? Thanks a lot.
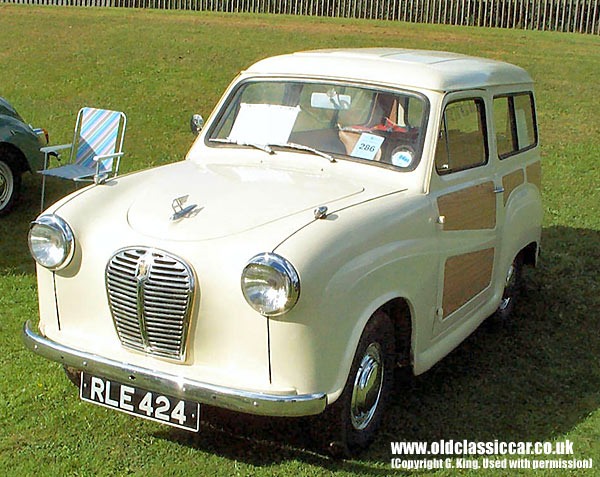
[350,133,385,160]
[228,103,300,146]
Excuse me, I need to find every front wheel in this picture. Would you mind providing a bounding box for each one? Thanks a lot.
[315,310,395,456]
[0,157,21,216]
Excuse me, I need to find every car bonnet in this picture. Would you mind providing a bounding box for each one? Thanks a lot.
[126,159,365,241]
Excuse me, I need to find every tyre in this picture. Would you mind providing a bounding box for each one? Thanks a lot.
[314,310,395,457]
[0,153,21,216]
[492,254,523,323]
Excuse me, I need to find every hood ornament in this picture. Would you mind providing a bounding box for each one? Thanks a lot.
[314,205,328,219]
[170,195,201,222]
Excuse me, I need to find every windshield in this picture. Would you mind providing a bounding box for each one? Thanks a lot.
[208,79,429,170]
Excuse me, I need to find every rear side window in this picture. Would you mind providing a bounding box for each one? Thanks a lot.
[493,92,537,159]
[435,98,488,174]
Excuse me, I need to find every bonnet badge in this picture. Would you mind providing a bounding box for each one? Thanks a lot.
[136,251,154,282]
[170,195,200,222]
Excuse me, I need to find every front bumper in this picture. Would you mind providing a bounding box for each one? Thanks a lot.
[23,321,327,417]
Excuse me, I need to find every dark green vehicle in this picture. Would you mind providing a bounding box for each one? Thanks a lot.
[0,96,48,215]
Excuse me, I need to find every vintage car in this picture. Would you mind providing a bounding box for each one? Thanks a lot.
[0,97,48,215]
[23,49,541,455]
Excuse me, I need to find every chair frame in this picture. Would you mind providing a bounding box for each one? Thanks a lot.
[40,108,127,211]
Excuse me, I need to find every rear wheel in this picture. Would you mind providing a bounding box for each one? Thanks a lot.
[493,254,523,323]
[0,153,21,216]
[315,311,394,456]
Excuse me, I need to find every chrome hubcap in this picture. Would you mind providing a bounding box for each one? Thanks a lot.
[0,161,13,208]
[498,263,516,311]
[350,343,384,430]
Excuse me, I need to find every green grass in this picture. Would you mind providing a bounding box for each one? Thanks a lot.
[1,5,600,476]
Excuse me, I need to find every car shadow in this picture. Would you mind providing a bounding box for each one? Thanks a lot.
[151,224,600,472]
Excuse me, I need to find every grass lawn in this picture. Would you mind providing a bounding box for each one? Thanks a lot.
[1,4,600,475]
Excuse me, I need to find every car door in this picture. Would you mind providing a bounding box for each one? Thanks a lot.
[429,92,504,336]
[492,89,540,264]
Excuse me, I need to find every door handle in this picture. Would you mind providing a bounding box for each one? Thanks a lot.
[493,186,505,194]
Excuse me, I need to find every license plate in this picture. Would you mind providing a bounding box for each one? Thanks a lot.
[80,373,200,431]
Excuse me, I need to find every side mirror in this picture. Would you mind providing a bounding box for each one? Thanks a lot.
[190,114,204,136]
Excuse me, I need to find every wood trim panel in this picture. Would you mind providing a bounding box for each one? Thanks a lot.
[502,169,525,205]
[442,248,495,318]
[526,161,542,189]
[437,181,496,230]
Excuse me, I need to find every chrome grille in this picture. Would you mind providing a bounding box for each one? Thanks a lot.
[106,247,195,360]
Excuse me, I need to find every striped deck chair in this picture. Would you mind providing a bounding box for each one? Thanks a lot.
[39,107,127,211]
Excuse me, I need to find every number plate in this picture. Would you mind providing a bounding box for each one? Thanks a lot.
[80,373,200,431]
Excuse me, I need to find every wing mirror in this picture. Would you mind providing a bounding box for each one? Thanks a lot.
[190,114,204,136]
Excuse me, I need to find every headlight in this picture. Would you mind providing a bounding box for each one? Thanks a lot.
[241,253,300,316]
[28,214,75,270]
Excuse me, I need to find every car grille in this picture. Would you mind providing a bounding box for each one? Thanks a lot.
[105,247,195,361]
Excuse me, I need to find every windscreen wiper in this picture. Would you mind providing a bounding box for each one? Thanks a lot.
[267,142,336,163]
[209,138,273,154]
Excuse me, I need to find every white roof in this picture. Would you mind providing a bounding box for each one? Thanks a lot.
[245,48,533,92]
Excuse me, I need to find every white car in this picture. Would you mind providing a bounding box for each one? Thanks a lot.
[24,48,542,455]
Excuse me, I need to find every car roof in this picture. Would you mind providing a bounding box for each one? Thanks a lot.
[245,48,533,92]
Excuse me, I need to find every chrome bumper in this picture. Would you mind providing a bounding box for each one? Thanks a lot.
[22,321,327,417]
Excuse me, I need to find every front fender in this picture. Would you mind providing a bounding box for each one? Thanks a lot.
[0,115,44,171]
[268,193,439,402]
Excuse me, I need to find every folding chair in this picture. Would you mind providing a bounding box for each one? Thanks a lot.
[39,107,127,211]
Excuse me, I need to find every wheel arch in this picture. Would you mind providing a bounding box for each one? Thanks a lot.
[379,297,414,369]
[520,240,539,267]
[0,141,29,174]
[318,293,417,405]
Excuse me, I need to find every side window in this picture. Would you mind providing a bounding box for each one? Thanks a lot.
[514,94,536,148]
[493,96,514,157]
[435,98,488,174]
[493,92,537,159]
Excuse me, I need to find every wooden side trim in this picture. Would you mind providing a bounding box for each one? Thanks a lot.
[442,248,495,319]
[526,161,542,189]
[437,181,496,230]
[502,169,525,205]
